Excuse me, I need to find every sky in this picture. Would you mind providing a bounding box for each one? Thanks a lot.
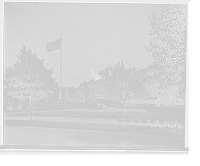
[4,2,166,87]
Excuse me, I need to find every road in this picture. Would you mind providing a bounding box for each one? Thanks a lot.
[4,126,185,150]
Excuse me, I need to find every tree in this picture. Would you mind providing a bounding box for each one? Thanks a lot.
[145,67,169,101]
[94,79,106,97]
[76,89,86,103]
[147,5,187,67]
[4,46,58,111]
[144,64,185,107]
[98,61,136,115]
[162,65,185,104]
[98,66,114,98]
[64,87,76,103]
[86,79,100,97]
[133,68,148,103]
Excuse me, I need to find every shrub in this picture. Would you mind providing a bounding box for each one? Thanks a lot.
[158,120,167,127]
[115,102,122,106]
[149,120,158,127]
[177,121,185,129]
[168,120,176,128]
[17,102,25,111]
[125,118,133,125]
[117,118,125,125]
[5,96,18,111]
[141,119,149,126]
[133,119,141,126]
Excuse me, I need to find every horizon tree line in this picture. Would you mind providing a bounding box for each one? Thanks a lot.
[4,4,186,110]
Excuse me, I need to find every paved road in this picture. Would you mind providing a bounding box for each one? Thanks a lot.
[4,126,185,150]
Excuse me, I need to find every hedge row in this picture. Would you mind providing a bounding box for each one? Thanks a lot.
[126,98,185,105]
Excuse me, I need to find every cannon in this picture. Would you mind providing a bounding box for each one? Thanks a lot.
[86,96,116,109]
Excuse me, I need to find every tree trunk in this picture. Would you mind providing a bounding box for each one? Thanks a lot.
[33,100,35,114]
[29,97,32,122]
[40,102,42,110]
[160,97,163,108]
[123,99,125,116]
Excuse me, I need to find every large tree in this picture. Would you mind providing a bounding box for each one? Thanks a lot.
[144,64,185,106]
[4,46,58,111]
[65,87,79,103]
[108,62,138,115]
[133,68,148,102]
[98,61,136,101]
[147,5,187,67]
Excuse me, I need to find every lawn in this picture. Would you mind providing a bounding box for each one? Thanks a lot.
[5,102,185,113]
[25,104,85,110]
[10,104,185,121]
[6,104,185,136]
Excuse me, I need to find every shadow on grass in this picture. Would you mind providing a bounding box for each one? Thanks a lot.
[6,112,30,116]
[5,120,36,126]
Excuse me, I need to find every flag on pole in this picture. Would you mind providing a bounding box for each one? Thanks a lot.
[46,35,63,101]
[46,37,62,52]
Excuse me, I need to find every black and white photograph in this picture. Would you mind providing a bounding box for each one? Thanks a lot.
[1,1,189,153]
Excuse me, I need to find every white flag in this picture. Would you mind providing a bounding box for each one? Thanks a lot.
[90,69,101,81]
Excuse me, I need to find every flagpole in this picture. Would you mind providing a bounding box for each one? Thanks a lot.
[60,34,62,101]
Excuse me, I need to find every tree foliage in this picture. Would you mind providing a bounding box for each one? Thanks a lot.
[98,61,136,100]
[4,46,58,106]
[147,5,187,66]
[5,46,57,99]
[143,62,185,104]
[133,68,148,100]
[74,59,185,106]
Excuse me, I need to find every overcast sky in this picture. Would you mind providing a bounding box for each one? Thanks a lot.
[4,3,166,87]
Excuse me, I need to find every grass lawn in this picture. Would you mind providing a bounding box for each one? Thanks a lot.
[25,104,85,111]
[18,104,185,121]
[6,104,185,136]
[4,117,184,135]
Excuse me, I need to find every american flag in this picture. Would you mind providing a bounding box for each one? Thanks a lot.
[46,37,62,52]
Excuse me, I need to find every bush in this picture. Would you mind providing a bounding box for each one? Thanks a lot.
[115,102,122,106]
[158,120,167,127]
[125,118,133,125]
[177,121,185,129]
[17,102,25,111]
[141,119,149,126]
[5,96,18,111]
[133,119,141,126]
[149,120,158,127]
[168,120,176,128]
[117,118,125,125]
